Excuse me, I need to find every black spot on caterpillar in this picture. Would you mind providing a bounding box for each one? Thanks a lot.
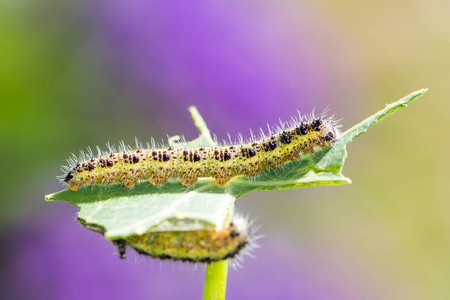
[59,112,338,191]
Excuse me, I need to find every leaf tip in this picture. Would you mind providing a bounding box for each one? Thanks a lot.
[188,106,198,114]
[45,193,55,202]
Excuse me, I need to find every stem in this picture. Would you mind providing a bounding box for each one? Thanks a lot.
[189,106,230,298]
[202,260,229,300]
[188,106,216,146]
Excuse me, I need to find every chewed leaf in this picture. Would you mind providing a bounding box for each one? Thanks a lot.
[45,89,427,241]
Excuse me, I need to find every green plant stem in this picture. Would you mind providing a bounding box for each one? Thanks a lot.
[189,106,216,146]
[202,260,229,300]
[191,105,230,300]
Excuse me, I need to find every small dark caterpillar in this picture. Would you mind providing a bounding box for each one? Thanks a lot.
[60,113,338,191]
[117,215,251,263]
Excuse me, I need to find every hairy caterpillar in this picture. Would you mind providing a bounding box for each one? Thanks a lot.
[60,113,338,191]
[112,215,251,263]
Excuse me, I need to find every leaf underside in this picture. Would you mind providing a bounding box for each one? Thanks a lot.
[46,89,427,240]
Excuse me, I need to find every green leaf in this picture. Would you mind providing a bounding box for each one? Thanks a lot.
[45,89,427,240]
[46,182,234,239]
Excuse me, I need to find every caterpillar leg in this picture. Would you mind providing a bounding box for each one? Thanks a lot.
[213,176,231,186]
[148,176,169,186]
[147,167,172,186]
[69,182,81,192]
[123,179,137,188]
[179,175,198,187]
[179,168,204,186]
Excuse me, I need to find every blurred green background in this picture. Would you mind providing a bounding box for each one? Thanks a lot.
[1,1,449,299]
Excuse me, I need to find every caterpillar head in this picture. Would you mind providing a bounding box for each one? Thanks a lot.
[307,118,338,143]
[318,119,338,143]
[64,170,74,182]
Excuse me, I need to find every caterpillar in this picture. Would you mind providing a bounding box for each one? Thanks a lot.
[112,215,251,263]
[60,112,338,191]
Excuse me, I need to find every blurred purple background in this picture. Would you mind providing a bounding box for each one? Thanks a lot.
[94,0,359,138]
[1,0,449,299]
[1,205,366,300]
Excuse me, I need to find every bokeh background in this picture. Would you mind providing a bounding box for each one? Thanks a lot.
[1,0,449,299]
